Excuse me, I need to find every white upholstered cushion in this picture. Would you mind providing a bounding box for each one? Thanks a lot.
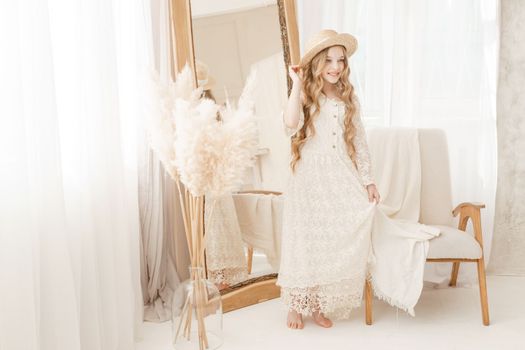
[427,225,482,259]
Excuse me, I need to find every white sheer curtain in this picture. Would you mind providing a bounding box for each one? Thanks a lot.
[0,0,152,348]
[297,0,499,283]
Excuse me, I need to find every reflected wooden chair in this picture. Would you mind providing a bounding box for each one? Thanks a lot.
[235,190,282,274]
[364,129,490,326]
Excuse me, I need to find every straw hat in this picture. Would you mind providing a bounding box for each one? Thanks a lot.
[300,29,358,67]
[195,60,216,90]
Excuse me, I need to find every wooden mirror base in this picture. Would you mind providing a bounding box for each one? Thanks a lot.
[221,274,280,313]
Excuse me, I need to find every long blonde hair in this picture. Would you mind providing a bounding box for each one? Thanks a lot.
[290,46,358,171]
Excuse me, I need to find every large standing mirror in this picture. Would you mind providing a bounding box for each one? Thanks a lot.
[171,0,299,311]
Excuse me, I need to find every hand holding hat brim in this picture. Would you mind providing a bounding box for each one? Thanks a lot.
[299,30,358,67]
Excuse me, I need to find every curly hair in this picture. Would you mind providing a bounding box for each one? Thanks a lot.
[290,46,359,172]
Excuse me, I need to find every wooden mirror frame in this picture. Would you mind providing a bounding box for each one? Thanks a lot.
[169,0,300,84]
[169,0,300,312]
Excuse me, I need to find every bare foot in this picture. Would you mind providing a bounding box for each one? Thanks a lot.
[313,311,333,328]
[287,310,304,329]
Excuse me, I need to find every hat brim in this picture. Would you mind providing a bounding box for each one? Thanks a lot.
[300,34,357,67]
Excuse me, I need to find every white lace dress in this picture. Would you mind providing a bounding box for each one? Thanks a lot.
[277,96,376,319]
[205,195,248,285]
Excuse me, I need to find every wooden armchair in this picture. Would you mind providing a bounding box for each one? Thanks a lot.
[364,129,490,326]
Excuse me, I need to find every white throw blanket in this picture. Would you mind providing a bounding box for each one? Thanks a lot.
[232,193,283,270]
[367,128,440,316]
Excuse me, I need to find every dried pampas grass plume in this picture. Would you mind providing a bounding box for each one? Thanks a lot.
[207,70,259,196]
[147,69,178,178]
[174,69,259,196]
[148,64,259,197]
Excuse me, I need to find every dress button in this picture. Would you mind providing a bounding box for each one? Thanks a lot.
[332,145,336,149]
[332,132,336,135]
[333,115,337,118]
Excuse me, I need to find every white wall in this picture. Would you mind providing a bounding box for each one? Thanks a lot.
[488,0,525,275]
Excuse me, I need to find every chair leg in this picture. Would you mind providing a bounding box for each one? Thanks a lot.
[449,261,460,287]
[247,246,254,274]
[477,258,490,326]
[365,280,372,325]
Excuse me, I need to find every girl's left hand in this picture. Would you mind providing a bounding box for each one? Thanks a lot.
[366,184,380,204]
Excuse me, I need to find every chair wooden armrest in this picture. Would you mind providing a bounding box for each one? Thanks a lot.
[452,202,486,217]
[452,202,485,246]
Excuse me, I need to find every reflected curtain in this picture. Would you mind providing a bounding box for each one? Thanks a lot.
[139,0,190,322]
[0,0,151,348]
[297,0,499,283]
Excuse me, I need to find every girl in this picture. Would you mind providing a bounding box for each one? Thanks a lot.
[277,29,380,329]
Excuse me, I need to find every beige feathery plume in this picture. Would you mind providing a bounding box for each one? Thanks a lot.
[173,65,203,105]
[148,64,259,196]
[206,69,259,196]
[173,97,220,196]
[147,65,202,180]
[147,69,178,179]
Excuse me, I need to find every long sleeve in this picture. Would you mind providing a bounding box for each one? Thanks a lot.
[352,110,375,186]
[283,108,304,137]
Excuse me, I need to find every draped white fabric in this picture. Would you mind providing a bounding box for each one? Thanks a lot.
[139,0,192,322]
[297,0,499,283]
[0,0,151,348]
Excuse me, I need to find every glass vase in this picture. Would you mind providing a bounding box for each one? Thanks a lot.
[172,267,223,350]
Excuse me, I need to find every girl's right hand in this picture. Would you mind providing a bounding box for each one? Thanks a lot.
[288,65,303,86]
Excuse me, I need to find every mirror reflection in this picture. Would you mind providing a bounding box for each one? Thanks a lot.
[191,0,291,290]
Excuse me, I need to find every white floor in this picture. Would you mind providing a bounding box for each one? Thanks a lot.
[136,276,525,350]
[249,252,276,278]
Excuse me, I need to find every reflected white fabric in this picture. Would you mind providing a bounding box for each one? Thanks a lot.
[232,193,284,271]
[205,195,248,285]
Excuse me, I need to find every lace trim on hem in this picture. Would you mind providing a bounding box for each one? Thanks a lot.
[279,277,365,320]
[207,267,248,285]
